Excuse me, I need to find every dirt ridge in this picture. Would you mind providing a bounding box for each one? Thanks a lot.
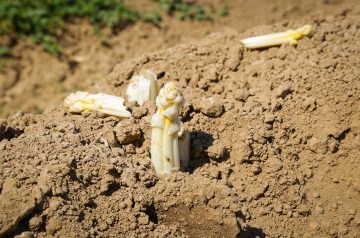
[0,5,360,238]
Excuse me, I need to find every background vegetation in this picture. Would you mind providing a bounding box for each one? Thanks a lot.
[0,0,227,56]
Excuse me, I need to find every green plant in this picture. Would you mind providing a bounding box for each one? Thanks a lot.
[220,4,229,17]
[0,45,10,56]
[155,0,212,20]
[0,46,10,69]
[0,0,228,56]
[0,0,155,55]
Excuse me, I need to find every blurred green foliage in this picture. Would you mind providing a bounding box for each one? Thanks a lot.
[0,0,226,56]
[0,0,157,55]
[156,0,212,20]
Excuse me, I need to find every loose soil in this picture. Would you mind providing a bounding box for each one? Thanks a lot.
[1,1,360,238]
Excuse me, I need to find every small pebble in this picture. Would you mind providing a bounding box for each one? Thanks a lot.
[315,205,324,214]
[98,222,109,231]
[109,157,118,164]
[348,209,356,215]
[304,169,313,179]
[275,83,292,98]
[309,221,319,231]
[251,164,262,175]
[138,216,149,225]
[46,218,62,235]
[313,192,321,199]
[114,119,142,145]
[193,96,224,118]
[273,203,283,214]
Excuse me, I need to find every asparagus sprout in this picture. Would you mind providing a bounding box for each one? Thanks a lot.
[151,82,185,174]
[126,70,158,106]
[178,129,190,171]
[241,24,312,49]
[64,91,131,118]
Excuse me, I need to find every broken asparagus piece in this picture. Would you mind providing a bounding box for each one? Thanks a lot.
[241,24,312,49]
[126,70,158,106]
[64,91,131,118]
[151,82,184,174]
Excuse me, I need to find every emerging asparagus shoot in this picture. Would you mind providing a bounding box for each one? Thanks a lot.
[178,129,190,171]
[240,24,312,49]
[64,91,131,118]
[126,70,158,106]
[151,82,184,174]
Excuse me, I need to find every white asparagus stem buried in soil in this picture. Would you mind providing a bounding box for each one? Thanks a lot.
[126,70,158,106]
[178,129,190,171]
[240,24,312,49]
[64,91,131,118]
[151,82,185,174]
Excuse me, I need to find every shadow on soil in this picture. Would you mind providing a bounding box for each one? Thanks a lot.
[236,212,265,238]
[238,227,265,238]
[0,124,23,141]
[188,130,213,172]
[188,130,230,172]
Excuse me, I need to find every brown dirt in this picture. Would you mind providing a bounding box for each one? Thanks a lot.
[1,1,360,238]
[0,0,357,116]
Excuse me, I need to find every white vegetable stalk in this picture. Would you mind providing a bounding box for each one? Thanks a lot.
[64,91,131,118]
[151,82,184,174]
[178,130,190,171]
[241,24,312,49]
[126,70,158,106]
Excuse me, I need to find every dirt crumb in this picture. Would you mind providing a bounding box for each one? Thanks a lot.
[193,96,224,118]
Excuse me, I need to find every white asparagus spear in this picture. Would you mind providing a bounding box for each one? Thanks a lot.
[150,82,184,174]
[126,70,158,106]
[64,92,131,118]
[241,24,312,49]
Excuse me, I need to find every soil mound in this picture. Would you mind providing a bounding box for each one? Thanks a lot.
[1,6,360,238]
[0,0,358,117]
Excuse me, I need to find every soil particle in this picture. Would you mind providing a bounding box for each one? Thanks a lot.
[14,231,34,238]
[46,217,62,235]
[302,96,317,112]
[251,163,262,175]
[28,216,43,231]
[227,45,244,71]
[193,96,224,118]
[206,140,227,161]
[113,118,142,145]
[251,182,269,200]
[307,136,328,154]
[99,174,117,194]
[272,201,283,214]
[264,157,283,173]
[275,83,293,99]
[2,177,17,192]
[138,215,149,225]
[312,192,321,199]
[0,186,38,236]
[131,105,150,119]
